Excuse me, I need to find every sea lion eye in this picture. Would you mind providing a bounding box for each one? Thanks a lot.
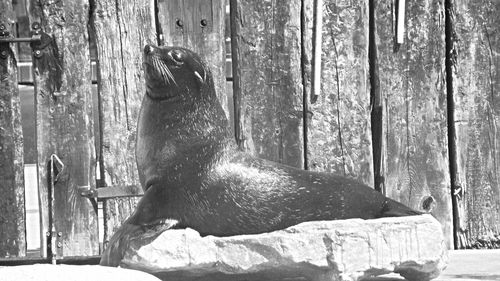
[169,50,184,65]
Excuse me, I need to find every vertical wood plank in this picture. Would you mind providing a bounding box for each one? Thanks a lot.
[377,0,453,247]
[29,0,98,256]
[369,0,384,192]
[308,0,372,184]
[157,0,227,118]
[0,1,26,258]
[230,0,304,168]
[445,0,460,249]
[91,0,156,246]
[454,0,500,248]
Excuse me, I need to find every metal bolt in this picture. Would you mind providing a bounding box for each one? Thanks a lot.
[34,50,42,58]
[46,231,51,237]
[57,232,62,237]
[0,24,6,37]
[175,19,183,28]
[200,19,208,27]
[0,50,7,58]
[57,242,62,248]
[31,22,40,30]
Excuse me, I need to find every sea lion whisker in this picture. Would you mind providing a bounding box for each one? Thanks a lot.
[154,57,176,86]
[194,71,204,83]
[151,58,163,80]
[161,63,177,86]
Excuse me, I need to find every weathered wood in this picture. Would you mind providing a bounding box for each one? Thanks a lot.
[453,0,500,248]
[377,0,453,247]
[300,0,312,169]
[445,0,460,250]
[369,0,383,192]
[157,0,227,118]
[0,1,26,258]
[29,0,98,257]
[230,0,304,168]
[307,0,372,184]
[91,0,156,247]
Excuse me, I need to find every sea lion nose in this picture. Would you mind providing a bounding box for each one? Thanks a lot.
[144,44,155,55]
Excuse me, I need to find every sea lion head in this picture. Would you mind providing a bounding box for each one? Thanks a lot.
[143,44,212,102]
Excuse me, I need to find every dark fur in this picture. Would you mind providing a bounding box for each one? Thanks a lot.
[130,45,421,237]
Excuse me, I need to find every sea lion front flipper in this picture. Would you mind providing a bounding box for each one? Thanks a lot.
[100,218,179,267]
[378,199,423,218]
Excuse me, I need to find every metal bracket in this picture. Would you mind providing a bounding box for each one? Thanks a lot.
[0,22,50,59]
[29,22,52,59]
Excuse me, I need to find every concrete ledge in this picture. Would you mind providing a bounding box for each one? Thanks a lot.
[0,264,161,281]
[104,214,447,281]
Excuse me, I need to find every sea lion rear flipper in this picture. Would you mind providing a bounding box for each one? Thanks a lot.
[378,199,423,218]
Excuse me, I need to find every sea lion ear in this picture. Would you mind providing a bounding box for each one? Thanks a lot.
[194,70,205,83]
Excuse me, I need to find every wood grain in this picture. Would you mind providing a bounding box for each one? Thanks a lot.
[0,0,26,258]
[454,0,500,248]
[28,0,98,256]
[157,0,227,118]
[230,0,304,168]
[377,0,453,247]
[91,0,156,247]
[307,0,373,184]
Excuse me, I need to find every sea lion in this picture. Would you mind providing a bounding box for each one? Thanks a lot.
[124,44,421,237]
[100,44,421,266]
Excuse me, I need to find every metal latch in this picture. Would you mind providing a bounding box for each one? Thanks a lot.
[0,22,50,59]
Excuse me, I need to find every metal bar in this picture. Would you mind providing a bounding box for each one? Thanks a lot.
[396,0,406,44]
[0,35,41,43]
[96,185,144,199]
[48,156,56,264]
[79,184,144,199]
[47,154,64,264]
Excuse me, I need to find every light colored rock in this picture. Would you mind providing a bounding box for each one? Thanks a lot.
[108,214,448,281]
[0,264,161,281]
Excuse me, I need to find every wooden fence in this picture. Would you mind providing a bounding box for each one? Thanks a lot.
[0,0,498,262]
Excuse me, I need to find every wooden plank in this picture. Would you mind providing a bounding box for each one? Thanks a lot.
[369,0,383,192]
[230,0,304,168]
[307,0,372,184]
[91,0,156,246]
[157,0,227,119]
[454,0,500,248]
[0,0,26,258]
[445,0,460,250]
[377,0,453,247]
[28,0,98,257]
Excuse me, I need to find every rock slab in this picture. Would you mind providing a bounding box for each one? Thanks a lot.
[0,264,161,281]
[105,214,448,281]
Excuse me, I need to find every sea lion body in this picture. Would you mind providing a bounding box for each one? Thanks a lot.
[127,44,420,237]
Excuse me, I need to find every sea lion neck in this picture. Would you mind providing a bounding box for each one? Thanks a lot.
[136,94,233,189]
